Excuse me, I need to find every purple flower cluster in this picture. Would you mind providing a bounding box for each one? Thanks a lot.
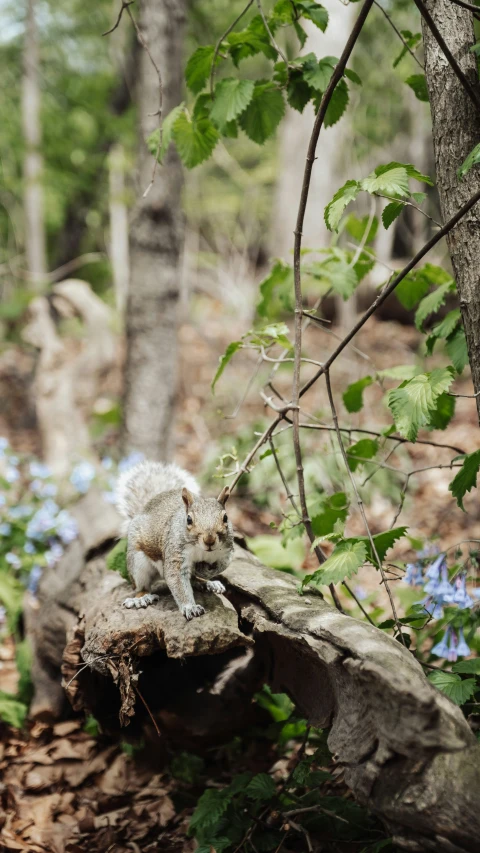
[403,551,479,660]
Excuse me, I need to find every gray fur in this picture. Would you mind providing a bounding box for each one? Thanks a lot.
[118,461,234,619]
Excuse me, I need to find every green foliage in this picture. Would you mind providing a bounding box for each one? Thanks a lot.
[311,492,349,537]
[173,110,219,167]
[446,329,468,374]
[186,46,216,94]
[452,659,480,674]
[171,751,205,784]
[84,715,101,737]
[357,526,408,564]
[427,671,476,705]
[306,540,367,586]
[458,142,480,178]
[387,368,455,441]
[405,74,429,102]
[393,31,422,67]
[0,690,27,729]
[239,82,285,144]
[246,773,277,801]
[210,78,255,131]
[342,376,373,412]
[146,104,185,164]
[449,450,480,511]
[257,259,294,318]
[212,341,243,392]
[382,200,404,230]
[106,538,129,581]
[346,438,378,472]
[415,279,456,330]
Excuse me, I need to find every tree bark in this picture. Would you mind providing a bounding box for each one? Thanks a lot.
[22,0,47,288]
[421,1,480,421]
[25,492,480,853]
[121,0,185,460]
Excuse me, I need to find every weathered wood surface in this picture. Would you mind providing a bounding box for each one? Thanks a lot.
[25,493,480,852]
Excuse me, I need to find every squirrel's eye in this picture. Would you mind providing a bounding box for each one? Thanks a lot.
[186,514,193,526]
[223,513,228,524]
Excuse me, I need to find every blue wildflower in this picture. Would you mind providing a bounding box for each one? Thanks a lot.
[9,505,33,520]
[5,466,19,483]
[5,552,21,569]
[28,564,42,596]
[425,554,445,581]
[24,541,36,555]
[0,605,6,627]
[55,510,78,545]
[44,543,64,567]
[29,461,52,479]
[0,437,9,454]
[31,479,57,498]
[101,456,114,471]
[118,451,144,473]
[456,628,471,658]
[70,461,96,494]
[419,594,445,620]
[0,495,5,506]
[452,574,473,610]
[404,562,424,587]
[0,522,11,536]
[431,627,451,659]
[448,631,458,663]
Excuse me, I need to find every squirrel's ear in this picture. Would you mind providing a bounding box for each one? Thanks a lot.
[217,486,230,507]
[182,487,194,509]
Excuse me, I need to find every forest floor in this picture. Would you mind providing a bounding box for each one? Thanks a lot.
[1,303,479,853]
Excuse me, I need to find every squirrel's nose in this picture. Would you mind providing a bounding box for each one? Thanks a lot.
[203,533,216,547]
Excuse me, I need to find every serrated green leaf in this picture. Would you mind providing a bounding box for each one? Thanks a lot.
[185,46,215,94]
[173,111,219,168]
[411,191,427,204]
[212,341,242,392]
[452,659,480,674]
[344,67,362,85]
[296,0,329,31]
[356,526,408,564]
[377,365,421,380]
[342,376,373,413]
[449,449,480,510]
[405,74,429,102]
[396,271,430,311]
[324,78,349,128]
[303,56,335,91]
[388,368,454,441]
[427,392,455,431]
[239,82,285,144]
[146,104,185,165]
[257,259,293,318]
[425,309,461,354]
[324,180,360,231]
[0,691,27,729]
[446,328,468,374]
[458,142,480,179]
[246,773,277,801]
[346,438,378,472]
[415,280,455,330]
[361,161,431,197]
[311,492,349,537]
[210,78,255,131]
[314,540,367,585]
[313,251,358,300]
[382,201,404,230]
[227,16,278,65]
[428,671,476,705]
[393,31,422,68]
[189,787,231,834]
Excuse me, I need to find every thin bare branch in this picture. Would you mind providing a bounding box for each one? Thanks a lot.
[373,0,424,69]
[102,0,134,36]
[210,0,255,96]
[254,0,289,73]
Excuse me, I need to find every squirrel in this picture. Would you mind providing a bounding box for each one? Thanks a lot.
[116,460,234,620]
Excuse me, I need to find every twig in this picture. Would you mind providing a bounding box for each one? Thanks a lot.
[134,683,161,737]
[377,193,442,228]
[413,0,480,115]
[102,0,134,36]
[295,422,465,456]
[342,580,375,625]
[254,0,289,73]
[324,370,406,643]
[125,4,163,197]
[300,186,480,398]
[269,438,301,518]
[449,389,480,398]
[210,0,255,96]
[373,0,424,69]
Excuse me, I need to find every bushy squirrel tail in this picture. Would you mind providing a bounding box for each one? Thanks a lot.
[116,460,200,532]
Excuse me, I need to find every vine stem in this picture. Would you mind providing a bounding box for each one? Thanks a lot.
[324,371,406,643]
[209,0,255,96]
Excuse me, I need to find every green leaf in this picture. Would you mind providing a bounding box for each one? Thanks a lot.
[388,368,454,441]
[428,671,476,705]
[446,328,468,374]
[458,142,480,179]
[257,259,293,318]
[212,341,242,392]
[312,250,358,300]
[185,46,215,94]
[303,56,335,91]
[344,67,362,85]
[296,0,329,31]
[189,787,231,834]
[146,104,185,165]
[346,438,378,472]
[393,31,422,68]
[356,526,408,564]
[246,773,277,801]
[425,309,461,354]
[173,111,219,168]
[210,78,255,131]
[377,365,421,381]
[106,538,129,581]
[255,684,294,721]
[382,201,404,230]
[361,161,432,197]
[324,180,360,231]
[284,69,313,113]
[415,280,455,330]
[313,540,367,585]
[449,449,480,510]
[171,751,205,784]
[342,376,373,413]
[311,492,349,537]
[239,82,285,144]
[227,16,278,64]
[405,74,429,102]
[324,79,349,128]
[396,271,430,311]
[452,659,480,674]
[0,691,27,729]
[427,392,455,431]
[345,214,378,244]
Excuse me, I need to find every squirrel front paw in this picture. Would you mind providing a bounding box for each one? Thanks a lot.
[123,593,160,609]
[182,603,205,620]
[206,580,226,594]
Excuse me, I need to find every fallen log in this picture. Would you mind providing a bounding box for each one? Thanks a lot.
[24,492,480,852]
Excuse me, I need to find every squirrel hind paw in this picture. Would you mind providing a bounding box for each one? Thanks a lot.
[206,580,226,595]
[182,603,205,620]
[122,593,160,609]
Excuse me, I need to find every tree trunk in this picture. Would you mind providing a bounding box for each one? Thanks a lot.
[121,0,185,460]
[108,143,129,314]
[421,2,480,421]
[24,492,480,853]
[22,0,47,288]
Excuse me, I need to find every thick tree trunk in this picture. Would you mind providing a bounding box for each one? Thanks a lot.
[421,2,480,421]
[122,0,185,460]
[22,0,47,288]
[25,492,480,853]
